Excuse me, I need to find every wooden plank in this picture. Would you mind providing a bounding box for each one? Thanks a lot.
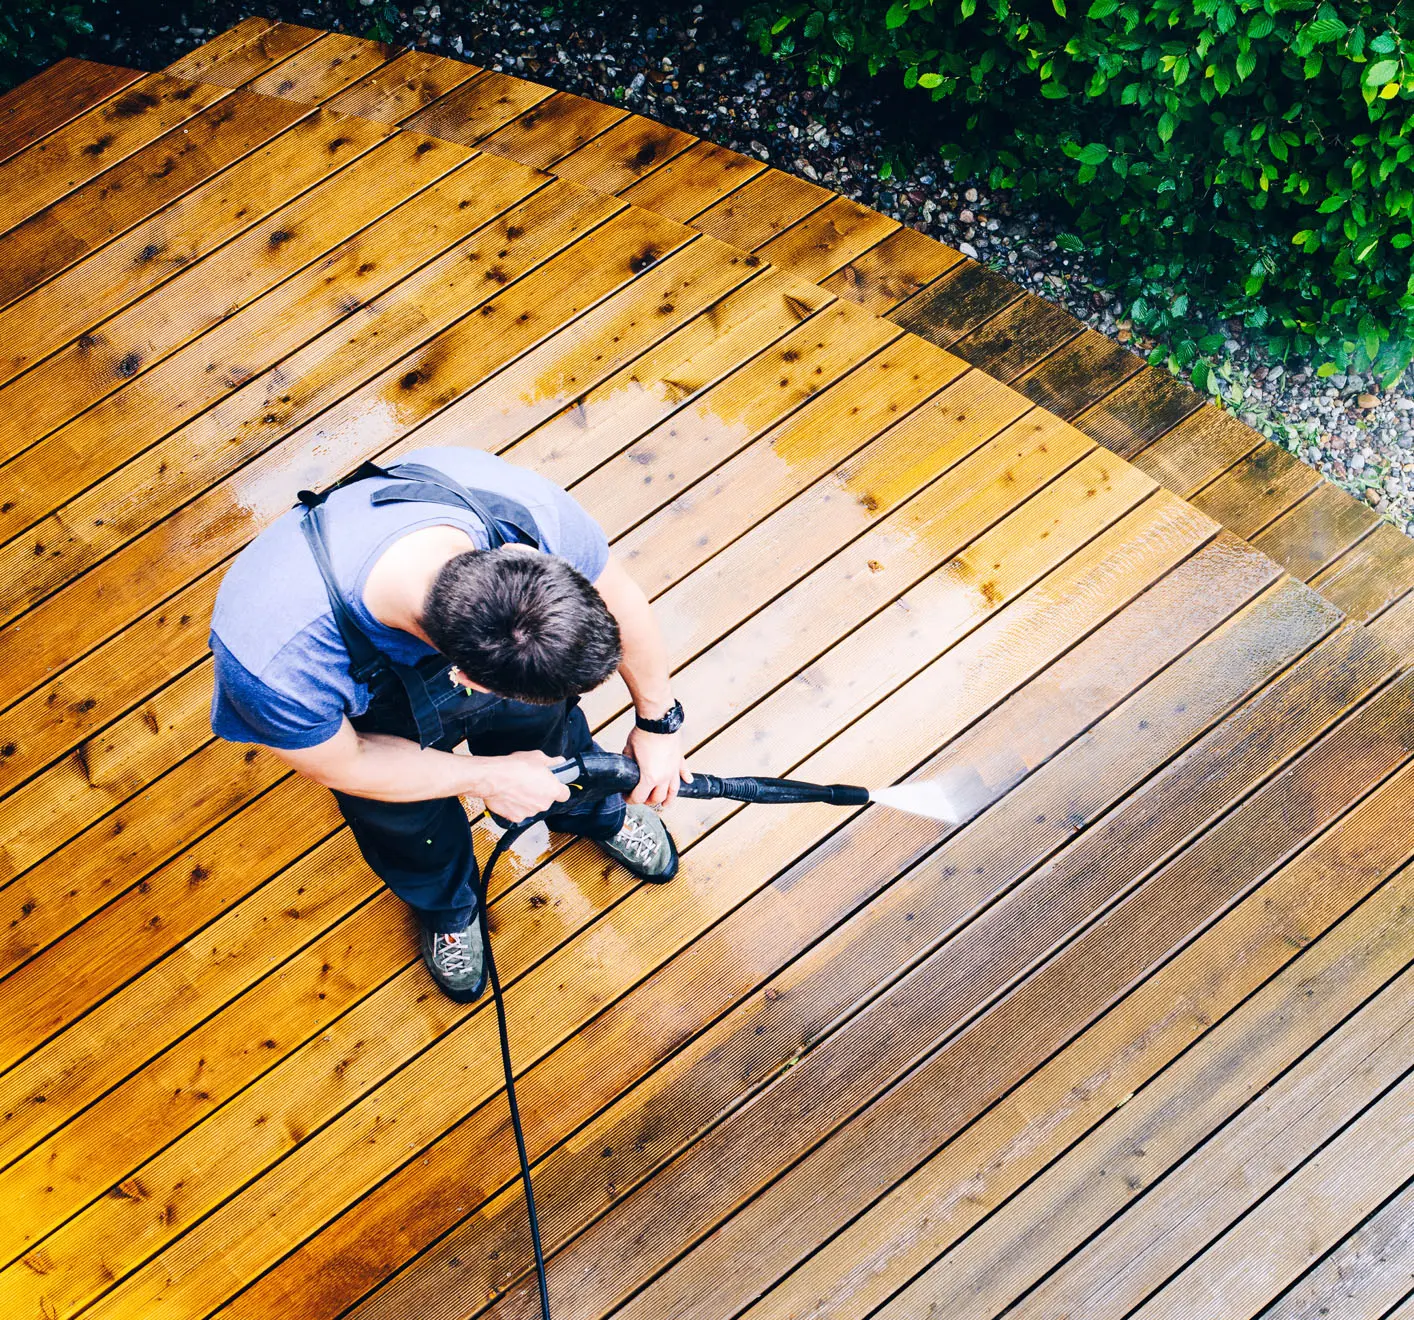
[1011,326,1144,420]
[0,151,577,622]
[19,469,1181,1320]
[1256,1178,1414,1320]
[618,139,767,222]
[1129,1068,1414,1320]
[0,74,237,237]
[0,570,218,803]
[1192,441,1323,540]
[609,334,962,594]
[752,194,899,284]
[893,261,1026,350]
[1073,363,1206,459]
[1254,478,1383,582]
[740,758,1414,1320]
[400,69,554,144]
[0,663,215,881]
[819,226,965,315]
[325,49,482,124]
[947,292,1083,384]
[564,299,909,540]
[163,17,323,87]
[928,888,1414,1320]
[314,523,1281,1320]
[477,89,628,170]
[0,90,323,317]
[1128,402,1264,499]
[675,163,833,252]
[244,31,399,102]
[587,372,1036,710]
[549,113,697,195]
[1311,522,1414,625]
[0,107,397,391]
[0,60,143,166]
[499,269,834,487]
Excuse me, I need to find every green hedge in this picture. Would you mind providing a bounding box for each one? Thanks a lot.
[747,0,1414,385]
[1,1,103,93]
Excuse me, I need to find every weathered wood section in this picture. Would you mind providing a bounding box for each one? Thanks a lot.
[0,30,1410,1320]
[223,17,1414,621]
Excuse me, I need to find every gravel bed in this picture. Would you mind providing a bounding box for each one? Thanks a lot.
[77,0,1414,536]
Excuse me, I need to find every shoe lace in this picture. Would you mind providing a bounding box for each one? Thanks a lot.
[615,812,660,865]
[433,931,474,974]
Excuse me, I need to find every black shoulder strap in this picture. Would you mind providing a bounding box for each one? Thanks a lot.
[369,461,545,550]
[297,502,388,687]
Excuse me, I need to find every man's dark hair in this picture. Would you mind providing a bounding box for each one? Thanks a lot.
[421,548,621,704]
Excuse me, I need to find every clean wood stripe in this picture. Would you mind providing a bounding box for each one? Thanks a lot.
[163,16,324,87]
[324,48,484,123]
[0,59,144,166]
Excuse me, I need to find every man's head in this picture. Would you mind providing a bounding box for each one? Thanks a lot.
[421,546,621,704]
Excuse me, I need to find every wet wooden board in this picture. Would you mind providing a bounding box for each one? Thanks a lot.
[0,59,143,165]
[2,34,1413,1320]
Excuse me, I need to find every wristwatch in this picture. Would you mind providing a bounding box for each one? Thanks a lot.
[635,698,684,735]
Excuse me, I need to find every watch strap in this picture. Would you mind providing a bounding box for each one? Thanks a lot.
[635,698,684,734]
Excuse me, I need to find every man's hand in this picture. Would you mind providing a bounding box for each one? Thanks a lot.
[624,725,691,806]
[476,749,572,822]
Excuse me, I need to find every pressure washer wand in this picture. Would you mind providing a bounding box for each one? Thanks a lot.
[550,750,872,807]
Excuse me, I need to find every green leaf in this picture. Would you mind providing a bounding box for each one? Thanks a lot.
[1307,16,1346,42]
[1236,49,1256,81]
[1055,232,1085,252]
[1316,361,1338,377]
[1393,233,1413,249]
[1293,230,1313,244]
[1088,0,1119,15]
[1052,0,1066,15]
[804,11,825,37]
[1157,111,1177,143]
[917,72,943,88]
[886,2,909,28]
[770,14,793,35]
[1077,142,1109,166]
[1365,59,1399,86]
[1190,360,1211,393]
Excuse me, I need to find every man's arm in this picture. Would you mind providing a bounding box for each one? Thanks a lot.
[269,718,570,819]
[593,554,690,806]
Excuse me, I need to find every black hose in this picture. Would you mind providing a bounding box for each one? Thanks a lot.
[475,823,553,1320]
[480,757,870,1320]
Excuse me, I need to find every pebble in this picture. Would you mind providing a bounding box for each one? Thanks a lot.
[74,0,1414,537]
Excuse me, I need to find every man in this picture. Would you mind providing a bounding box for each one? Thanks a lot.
[209,446,689,1003]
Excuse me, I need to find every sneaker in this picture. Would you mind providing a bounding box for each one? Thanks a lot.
[419,921,488,1003]
[596,804,679,882]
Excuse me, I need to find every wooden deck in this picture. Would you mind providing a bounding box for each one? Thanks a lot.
[1,21,1413,1320]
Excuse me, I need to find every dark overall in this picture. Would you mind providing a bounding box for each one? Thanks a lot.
[298,461,626,934]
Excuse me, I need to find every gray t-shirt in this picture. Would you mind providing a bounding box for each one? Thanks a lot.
[209,447,609,750]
